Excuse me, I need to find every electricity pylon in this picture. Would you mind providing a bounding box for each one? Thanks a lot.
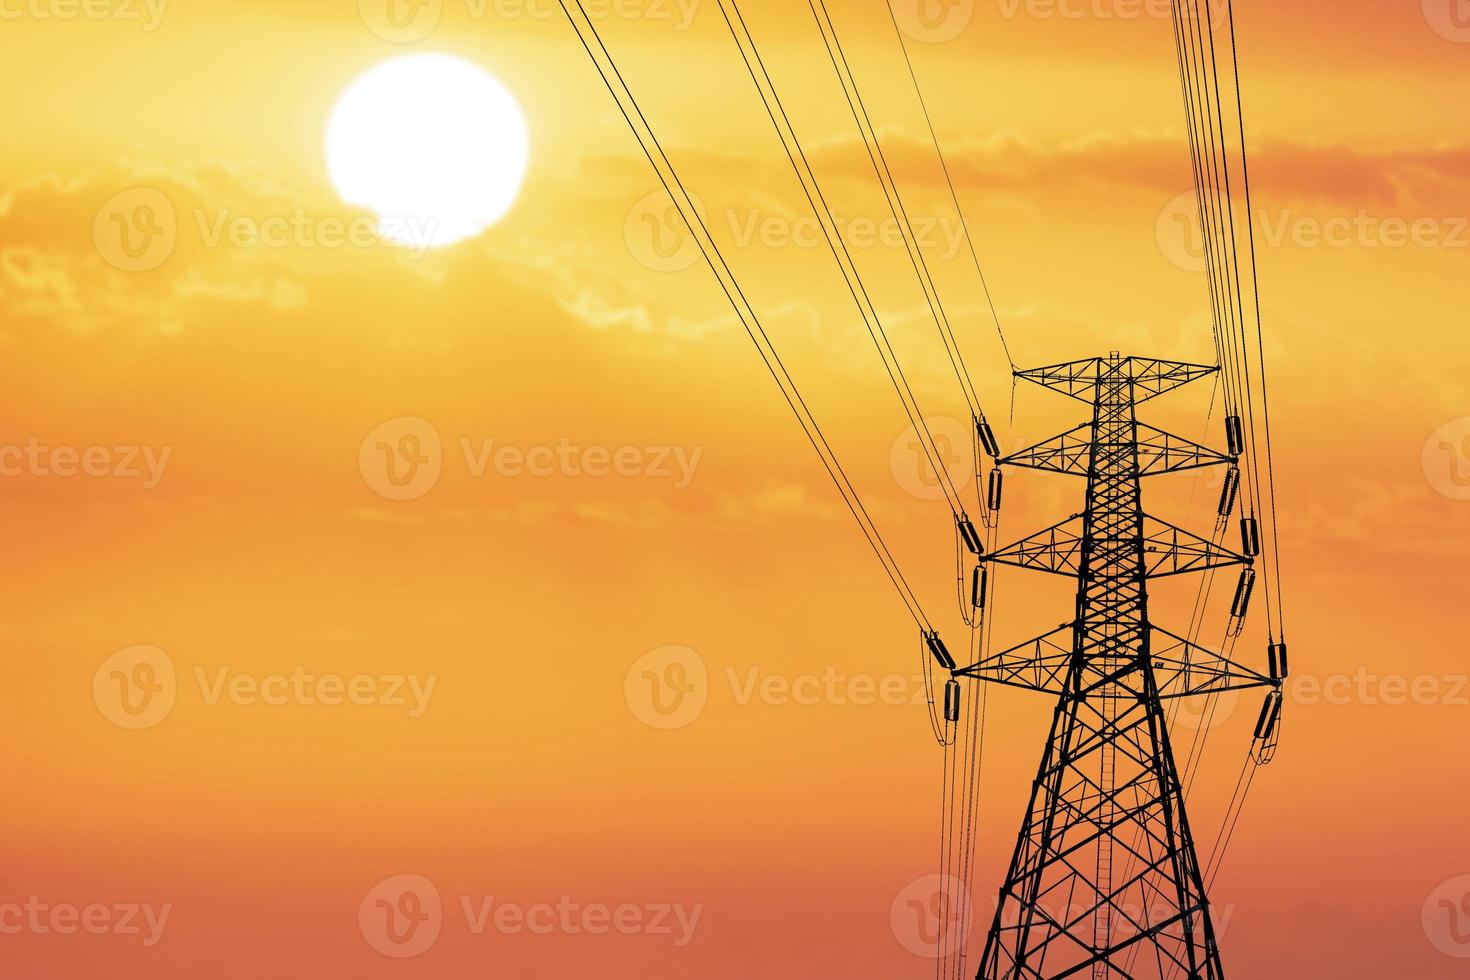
[958,353,1283,980]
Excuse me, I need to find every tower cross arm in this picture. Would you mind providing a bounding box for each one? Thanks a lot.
[1135,423,1234,476]
[1013,356,1217,404]
[1150,625,1276,698]
[1141,514,1251,578]
[999,421,1232,478]
[984,514,1087,577]
[953,622,1074,695]
[1126,357,1219,403]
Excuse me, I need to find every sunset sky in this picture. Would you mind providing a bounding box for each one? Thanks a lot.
[1,1,1468,977]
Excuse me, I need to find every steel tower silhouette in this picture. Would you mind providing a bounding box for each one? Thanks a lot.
[958,353,1282,979]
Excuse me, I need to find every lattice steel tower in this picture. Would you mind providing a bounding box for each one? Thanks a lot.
[958,353,1282,980]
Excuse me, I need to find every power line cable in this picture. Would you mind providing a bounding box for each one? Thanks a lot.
[883,0,1016,374]
[719,0,975,522]
[559,0,937,633]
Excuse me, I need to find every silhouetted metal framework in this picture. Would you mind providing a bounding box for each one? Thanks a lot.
[957,353,1275,980]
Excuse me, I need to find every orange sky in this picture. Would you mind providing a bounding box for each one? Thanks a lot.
[1,1,1468,977]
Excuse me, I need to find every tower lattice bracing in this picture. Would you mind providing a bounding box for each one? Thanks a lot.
[960,354,1278,980]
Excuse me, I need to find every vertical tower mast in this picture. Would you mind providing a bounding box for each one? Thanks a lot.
[958,355,1280,979]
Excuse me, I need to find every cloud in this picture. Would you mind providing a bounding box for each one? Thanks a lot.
[576,126,1470,215]
[0,160,439,336]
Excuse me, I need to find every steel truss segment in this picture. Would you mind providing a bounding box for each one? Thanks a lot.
[984,514,1247,580]
[1002,423,1094,475]
[1140,515,1250,578]
[1002,423,1229,479]
[979,353,1226,980]
[986,514,1087,576]
[955,623,1075,694]
[1014,357,1217,406]
[1134,424,1233,476]
[1125,359,1218,404]
[1015,357,1104,403]
[1149,625,1274,699]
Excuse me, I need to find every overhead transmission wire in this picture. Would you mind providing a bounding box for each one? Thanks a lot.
[1160,9,1288,977]
[1171,0,1260,784]
[1188,0,1273,639]
[1183,0,1284,930]
[809,0,983,426]
[557,0,937,636]
[1129,6,1286,970]
[947,513,998,980]
[796,5,1005,970]
[717,0,975,526]
[1176,0,1282,644]
[883,0,1015,376]
[1225,0,1288,641]
[717,5,997,969]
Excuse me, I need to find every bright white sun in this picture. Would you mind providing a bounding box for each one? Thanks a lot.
[326,53,530,251]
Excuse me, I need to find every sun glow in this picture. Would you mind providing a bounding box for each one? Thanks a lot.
[326,53,530,251]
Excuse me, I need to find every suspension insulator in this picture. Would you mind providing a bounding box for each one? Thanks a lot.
[944,679,961,723]
[1240,517,1261,557]
[1225,415,1245,457]
[927,632,956,671]
[971,565,988,610]
[1269,641,1289,681]
[976,416,1000,458]
[1230,568,1257,620]
[958,516,983,556]
[1253,690,1283,741]
[1218,466,1240,518]
[987,468,1004,512]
